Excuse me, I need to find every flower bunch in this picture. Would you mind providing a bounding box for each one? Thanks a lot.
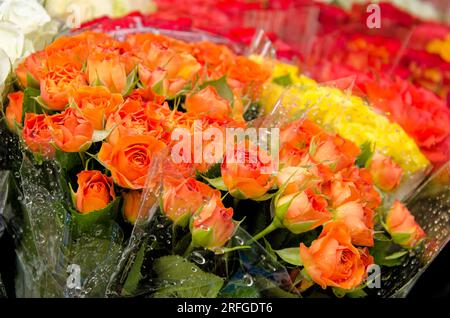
[259,60,430,177]
[5,30,271,252]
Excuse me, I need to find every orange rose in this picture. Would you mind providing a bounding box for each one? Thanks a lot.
[335,201,374,247]
[87,51,129,94]
[276,157,321,195]
[126,33,191,54]
[137,43,201,97]
[98,135,166,189]
[75,170,115,214]
[300,222,369,290]
[275,189,331,234]
[185,86,232,120]
[221,141,274,200]
[227,56,271,97]
[46,108,94,153]
[386,200,426,248]
[123,190,158,224]
[322,172,360,208]
[338,167,381,210]
[190,197,235,249]
[15,51,46,87]
[5,92,24,132]
[40,65,87,111]
[74,86,123,130]
[106,99,173,146]
[368,153,403,192]
[162,177,220,227]
[190,41,235,78]
[279,119,326,167]
[22,113,54,158]
[311,135,360,172]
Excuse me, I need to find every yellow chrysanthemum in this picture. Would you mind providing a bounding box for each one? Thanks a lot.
[258,60,430,174]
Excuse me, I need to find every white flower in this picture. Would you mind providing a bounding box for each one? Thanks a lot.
[0,47,11,96]
[113,0,156,17]
[45,0,114,26]
[45,0,156,26]
[0,21,25,65]
[0,0,51,34]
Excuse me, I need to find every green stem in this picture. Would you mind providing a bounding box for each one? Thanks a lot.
[183,241,195,257]
[253,221,279,241]
[79,152,86,169]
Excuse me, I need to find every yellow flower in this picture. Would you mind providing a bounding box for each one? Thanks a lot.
[259,60,430,174]
[426,35,450,63]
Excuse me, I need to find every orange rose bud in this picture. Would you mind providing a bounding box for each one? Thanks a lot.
[162,177,220,227]
[300,222,369,290]
[190,198,235,249]
[122,191,142,224]
[75,170,115,214]
[221,142,274,200]
[74,86,123,130]
[311,135,360,172]
[275,189,331,234]
[98,135,166,190]
[47,108,94,153]
[386,200,426,248]
[22,113,54,158]
[368,153,403,192]
[87,51,128,94]
[40,65,87,111]
[276,159,320,195]
[15,51,46,87]
[5,92,24,132]
[335,201,374,247]
[185,86,232,119]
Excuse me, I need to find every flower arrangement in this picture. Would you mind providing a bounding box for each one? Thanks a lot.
[0,27,432,298]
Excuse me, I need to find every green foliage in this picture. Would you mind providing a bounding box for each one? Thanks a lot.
[200,76,234,104]
[152,255,224,298]
[355,141,374,168]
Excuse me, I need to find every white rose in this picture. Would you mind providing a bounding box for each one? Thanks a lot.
[0,47,11,96]
[0,0,51,34]
[0,21,25,65]
[113,0,156,17]
[46,0,114,26]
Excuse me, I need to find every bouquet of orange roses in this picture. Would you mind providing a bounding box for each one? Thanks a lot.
[0,28,432,298]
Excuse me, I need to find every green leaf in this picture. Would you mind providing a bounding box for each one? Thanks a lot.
[369,237,407,267]
[219,279,260,298]
[122,67,139,97]
[152,79,164,96]
[384,250,408,260]
[200,76,234,103]
[152,255,224,298]
[272,74,293,87]
[355,141,374,168]
[70,197,120,238]
[55,149,81,171]
[26,72,40,89]
[255,277,300,298]
[274,247,302,266]
[202,176,228,191]
[22,87,43,122]
[122,242,147,296]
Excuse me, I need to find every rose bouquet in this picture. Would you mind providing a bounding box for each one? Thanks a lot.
[0,24,439,298]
